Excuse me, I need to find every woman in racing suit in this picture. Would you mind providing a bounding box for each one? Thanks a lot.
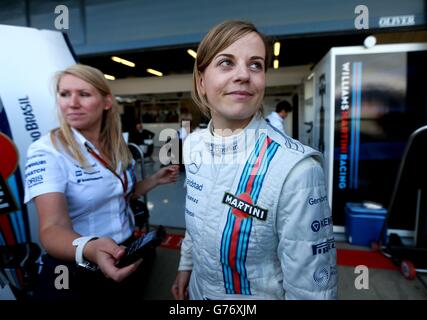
[171,20,337,300]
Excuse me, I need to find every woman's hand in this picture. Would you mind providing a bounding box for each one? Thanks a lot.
[171,270,191,300]
[84,237,142,282]
[153,165,180,185]
[134,165,179,196]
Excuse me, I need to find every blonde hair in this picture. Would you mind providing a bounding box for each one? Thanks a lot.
[51,64,132,172]
[192,20,271,118]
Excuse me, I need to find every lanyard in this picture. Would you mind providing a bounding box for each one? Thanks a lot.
[84,142,128,196]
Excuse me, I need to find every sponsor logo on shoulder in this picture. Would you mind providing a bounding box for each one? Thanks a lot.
[222,192,267,221]
[25,159,46,170]
[25,167,46,178]
[311,216,333,232]
[27,175,43,187]
[312,238,336,255]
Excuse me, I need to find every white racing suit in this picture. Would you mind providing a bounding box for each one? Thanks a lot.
[179,114,337,300]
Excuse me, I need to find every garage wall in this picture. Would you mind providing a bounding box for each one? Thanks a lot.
[1,0,425,55]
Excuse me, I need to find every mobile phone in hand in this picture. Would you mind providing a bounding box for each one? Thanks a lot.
[116,226,166,268]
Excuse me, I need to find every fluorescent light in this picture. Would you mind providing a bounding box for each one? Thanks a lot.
[104,74,116,80]
[146,68,163,77]
[273,59,279,69]
[111,56,135,67]
[274,42,280,57]
[307,72,314,80]
[187,49,197,59]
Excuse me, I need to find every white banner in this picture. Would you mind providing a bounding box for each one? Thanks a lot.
[0,24,75,249]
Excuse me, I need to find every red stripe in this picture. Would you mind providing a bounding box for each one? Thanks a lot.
[0,215,16,244]
[245,137,269,193]
[229,217,243,294]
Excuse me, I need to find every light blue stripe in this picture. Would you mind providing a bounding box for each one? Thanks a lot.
[224,265,233,293]
[352,62,358,189]
[354,62,362,189]
[221,210,235,292]
[349,62,357,189]
[236,215,252,294]
[220,211,232,261]
[240,218,252,294]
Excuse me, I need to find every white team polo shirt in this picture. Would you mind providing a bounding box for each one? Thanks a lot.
[24,129,135,244]
[266,111,285,134]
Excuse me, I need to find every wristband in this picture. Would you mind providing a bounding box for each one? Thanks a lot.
[72,236,99,271]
